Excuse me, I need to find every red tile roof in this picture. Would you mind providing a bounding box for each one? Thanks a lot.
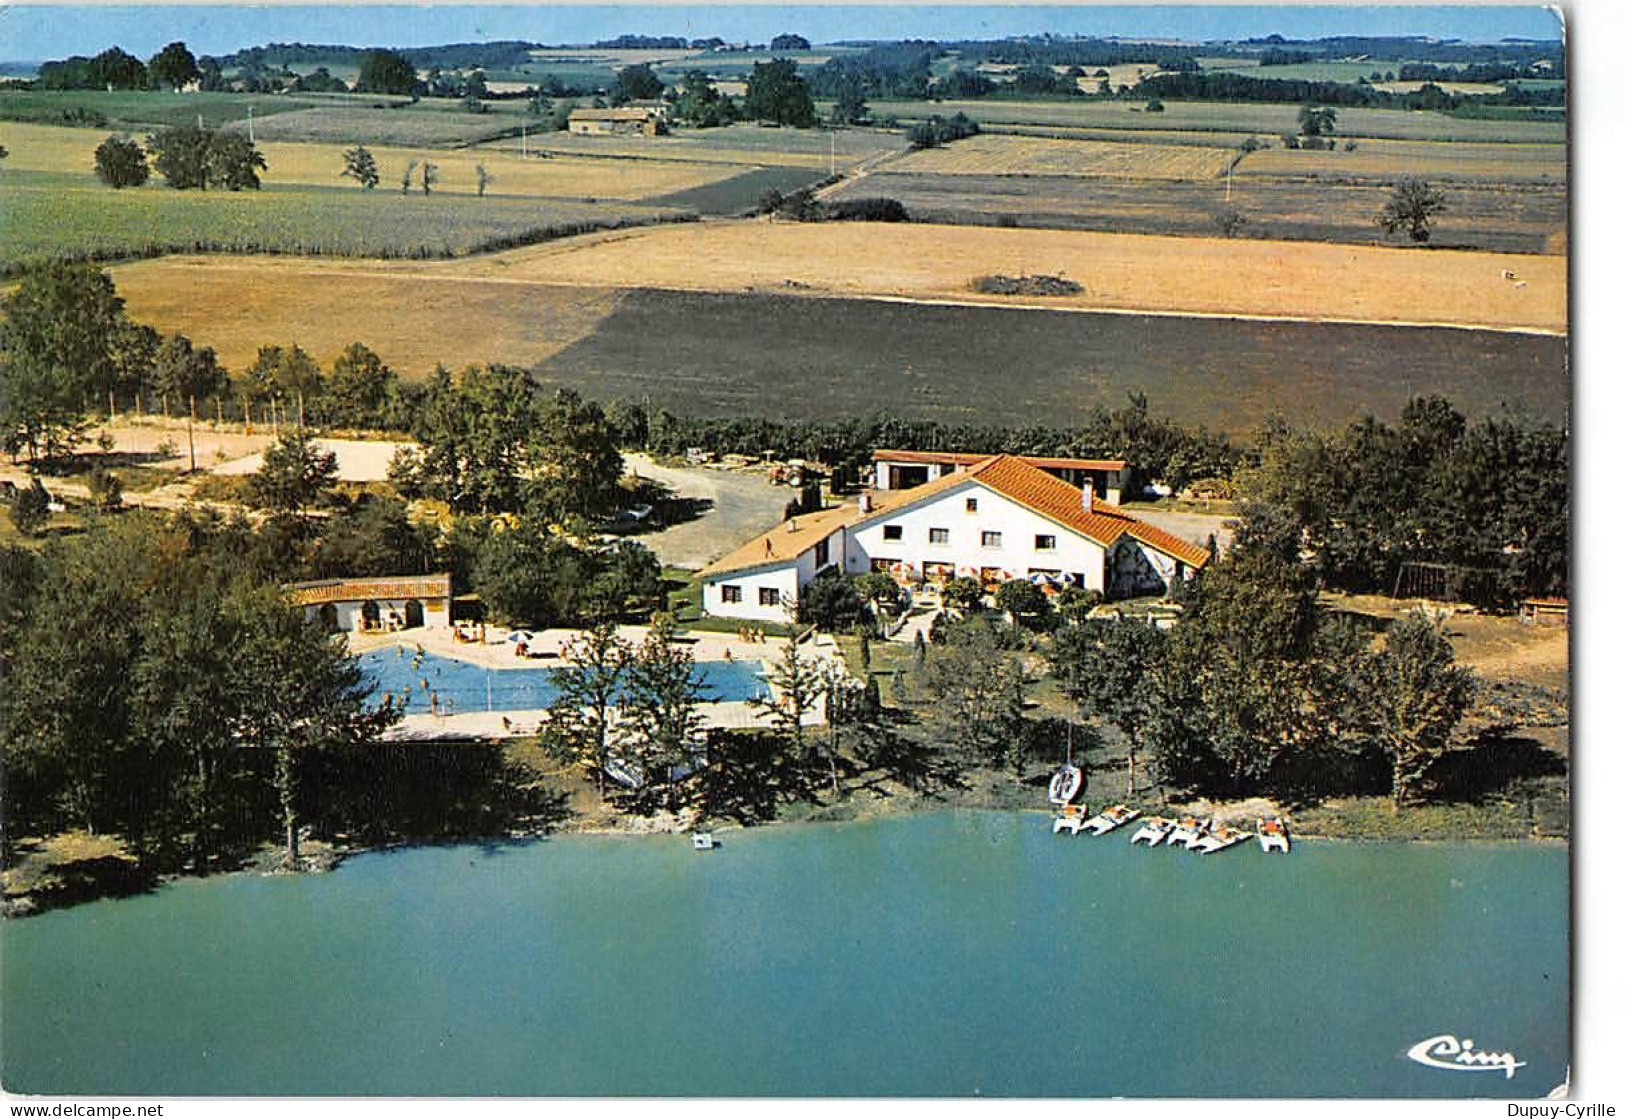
[698,455,1208,580]
[284,574,452,607]
[873,448,1127,471]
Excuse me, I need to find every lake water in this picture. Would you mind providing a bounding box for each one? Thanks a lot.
[0,812,1567,1097]
[358,649,770,714]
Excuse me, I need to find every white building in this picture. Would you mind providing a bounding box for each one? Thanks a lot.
[698,455,1209,623]
[871,449,1130,504]
[285,574,454,633]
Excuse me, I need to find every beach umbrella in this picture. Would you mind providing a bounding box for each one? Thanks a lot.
[506,631,535,643]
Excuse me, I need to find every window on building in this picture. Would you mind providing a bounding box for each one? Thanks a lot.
[814,537,830,567]
[1035,534,1056,551]
[721,584,742,603]
[929,527,950,545]
[965,497,978,513]
[981,530,1002,548]
[759,587,780,607]
[883,524,903,542]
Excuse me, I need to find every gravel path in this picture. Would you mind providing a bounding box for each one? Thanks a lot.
[622,453,788,569]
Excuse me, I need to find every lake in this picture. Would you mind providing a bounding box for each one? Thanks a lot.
[0,811,1568,1097]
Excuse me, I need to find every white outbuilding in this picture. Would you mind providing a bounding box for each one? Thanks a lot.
[285,573,454,633]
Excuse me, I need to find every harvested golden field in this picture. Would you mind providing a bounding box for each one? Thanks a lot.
[460,220,1566,332]
[1238,138,1566,183]
[0,121,739,200]
[111,259,625,374]
[888,134,1234,180]
[108,221,1565,355]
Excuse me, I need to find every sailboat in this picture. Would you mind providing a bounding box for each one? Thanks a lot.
[1047,721,1084,806]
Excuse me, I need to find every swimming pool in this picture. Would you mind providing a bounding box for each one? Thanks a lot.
[359,648,770,715]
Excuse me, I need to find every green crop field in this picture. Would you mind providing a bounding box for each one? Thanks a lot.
[531,289,1568,434]
[862,97,1568,142]
[226,103,525,147]
[0,89,334,129]
[0,170,691,273]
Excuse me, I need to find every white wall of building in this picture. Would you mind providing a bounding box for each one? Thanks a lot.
[845,480,1109,591]
[702,564,802,623]
[303,597,451,632]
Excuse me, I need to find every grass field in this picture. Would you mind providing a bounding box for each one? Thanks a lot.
[888,133,1234,180]
[480,123,909,168]
[227,104,525,147]
[0,121,742,199]
[824,171,1566,254]
[862,98,1568,142]
[0,170,691,272]
[1237,138,1566,183]
[0,89,333,129]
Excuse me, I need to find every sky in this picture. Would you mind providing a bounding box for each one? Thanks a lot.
[0,4,1565,63]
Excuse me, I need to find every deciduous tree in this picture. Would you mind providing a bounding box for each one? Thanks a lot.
[94,135,150,188]
[618,616,710,808]
[0,262,125,463]
[341,144,379,189]
[153,333,226,471]
[1365,614,1475,810]
[1378,177,1446,243]
[148,41,200,90]
[250,429,339,519]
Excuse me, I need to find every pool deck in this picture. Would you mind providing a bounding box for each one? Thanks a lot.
[347,622,844,741]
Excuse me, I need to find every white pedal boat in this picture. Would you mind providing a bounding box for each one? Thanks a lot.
[1052,805,1088,835]
[1084,804,1141,835]
[1190,823,1249,854]
[1167,816,1208,849]
[1257,817,1291,854]
[1130,816,1174,846]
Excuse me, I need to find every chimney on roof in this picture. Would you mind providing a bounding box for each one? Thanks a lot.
[859,492,873,513]
[1080,479,1094,514]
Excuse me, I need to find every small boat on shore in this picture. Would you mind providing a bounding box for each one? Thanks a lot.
[1130,816,1174,846]
[1048,763,1083,806]
[1167,817,1208,849]
[1052,804,1088,835]
[1084,804,1141,835]
[692,833,715,851]
[1190,823,1249,855]
[1257,817,1291,854]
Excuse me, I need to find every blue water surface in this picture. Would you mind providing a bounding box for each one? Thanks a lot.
[0,813,1568,1098]
[359,648,769,714]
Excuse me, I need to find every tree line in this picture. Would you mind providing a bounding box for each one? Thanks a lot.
[0,514,396,872]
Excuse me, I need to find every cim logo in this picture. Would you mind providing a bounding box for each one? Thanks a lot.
[1407,1033,1527,1080]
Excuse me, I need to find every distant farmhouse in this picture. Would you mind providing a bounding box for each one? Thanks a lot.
[285,574,453,633]
[568,105,662,136]
[699,454,1208,623]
